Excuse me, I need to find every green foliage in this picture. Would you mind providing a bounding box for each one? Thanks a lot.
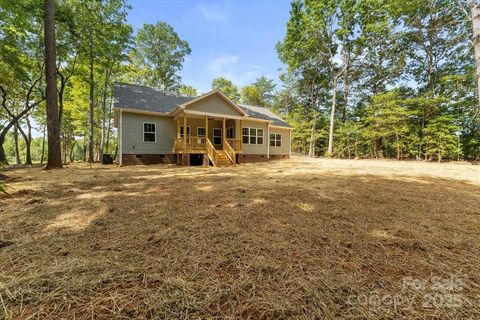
[211,77,240,102]
[276,0,477,161]
[334,121,368,158]
[133,22,191,91]
[178,85,197,97]
[424,115,462,161]
[241,86,262,106]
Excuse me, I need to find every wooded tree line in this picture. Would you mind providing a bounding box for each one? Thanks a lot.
[275,0,480,160]
[1,0,480,166]
[0,0,193,165]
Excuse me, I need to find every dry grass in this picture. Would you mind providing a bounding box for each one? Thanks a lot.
[1,157,480,319]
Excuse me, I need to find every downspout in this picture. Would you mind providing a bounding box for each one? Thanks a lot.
[119,109,123,166]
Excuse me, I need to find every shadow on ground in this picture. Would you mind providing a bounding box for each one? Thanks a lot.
[1,161,479,319]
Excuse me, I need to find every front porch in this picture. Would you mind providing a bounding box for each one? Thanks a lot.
[173,111,243,166]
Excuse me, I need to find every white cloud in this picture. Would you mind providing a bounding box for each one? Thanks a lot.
[207,54,240,74]
[205,54,260,88]
[197,2,229,23]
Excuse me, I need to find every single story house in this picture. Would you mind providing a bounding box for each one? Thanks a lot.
[113,82,292,166]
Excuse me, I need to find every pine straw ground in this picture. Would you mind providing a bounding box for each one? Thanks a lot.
[0,157,480,319]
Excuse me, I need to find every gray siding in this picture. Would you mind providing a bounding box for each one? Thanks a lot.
[188,94,243,117]
[241,120,269,155]
[269,127,291,155]
[121,112,175,154]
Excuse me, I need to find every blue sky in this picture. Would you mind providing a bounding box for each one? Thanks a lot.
[127,0,292,93]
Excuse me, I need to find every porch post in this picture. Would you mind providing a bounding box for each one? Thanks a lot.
[205,115,208,143]
[176,119,180,139]
[239,119,243,152]
[222,118,226,145]
[183,113,187,150]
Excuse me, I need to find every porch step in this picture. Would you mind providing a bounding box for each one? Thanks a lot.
[215,150,234,166]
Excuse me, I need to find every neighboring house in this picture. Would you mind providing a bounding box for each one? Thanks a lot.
[113,82,292,166]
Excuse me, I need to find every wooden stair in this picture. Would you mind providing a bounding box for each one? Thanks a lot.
[215,150,235,167]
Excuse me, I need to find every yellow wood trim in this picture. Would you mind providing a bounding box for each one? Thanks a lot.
[222,118,226,144]
[205,115,208,143]
[183,114,187,149]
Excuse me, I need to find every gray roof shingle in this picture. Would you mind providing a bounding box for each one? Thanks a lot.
[114,82,291,128]
[114,82,194,113]
[239,104,291,128]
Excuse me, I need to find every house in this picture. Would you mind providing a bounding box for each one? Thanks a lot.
[113,82,292,166]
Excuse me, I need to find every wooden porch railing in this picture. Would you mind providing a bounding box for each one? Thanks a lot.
[224,139,235,163]
[205,138,218,166]
[226,139,242,152]
[173,136,206,152]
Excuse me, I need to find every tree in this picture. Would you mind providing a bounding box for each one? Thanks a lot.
[178,85,197,96]
[424,115,461,161]
[241,85,262,105]
[44,0,62,169]
[0,0,45,164]
[469,0,480,110]
[134,22,191,91]
[211,77,240,101]
[364,91,414,159]
[252,76,276,107]
[277,0,331,157]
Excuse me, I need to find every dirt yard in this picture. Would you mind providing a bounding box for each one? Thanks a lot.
[1,157,479,319]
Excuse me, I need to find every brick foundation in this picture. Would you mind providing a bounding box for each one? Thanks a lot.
[121,153,288,166]
[240,154,268,163]
[121,154,176,166]
[269,154,290,160]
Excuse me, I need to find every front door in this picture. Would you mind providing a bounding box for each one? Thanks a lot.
[213,128,222,149]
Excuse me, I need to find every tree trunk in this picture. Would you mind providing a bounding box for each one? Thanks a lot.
[13,123,21,165]
[470,0,480,110]
[308,113,317,158]
[327,78,338,156]
[40,124,46,164]
[396,132,401,160]
[44,0,62,169]
[17,120,32,165]
[69,141,75,163]
[342,49,350,123]
[83,135,87,162]
[26,116,32,164]
[88,30,95,163]
[0,135,7,165]
[100,62,112,161]
[374,137,384,159]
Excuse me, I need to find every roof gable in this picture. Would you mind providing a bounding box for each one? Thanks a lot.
[178,90,246,117]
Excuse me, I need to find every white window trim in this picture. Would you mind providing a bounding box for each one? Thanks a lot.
[143,122,156,143]
[197,127,206,137]
[213,128,222,145]
[270,133,282,147]
[242,127,264,145]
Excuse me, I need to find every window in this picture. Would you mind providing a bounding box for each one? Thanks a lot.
[180,125,191,137]
[143,123,156,142]
[242,127,264,145]
[180,125,191,143]
[197,127,206,137]
[226,127,234,139]
[242,128,249,144]
[213,128,222,145]
[270,133,282,147]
